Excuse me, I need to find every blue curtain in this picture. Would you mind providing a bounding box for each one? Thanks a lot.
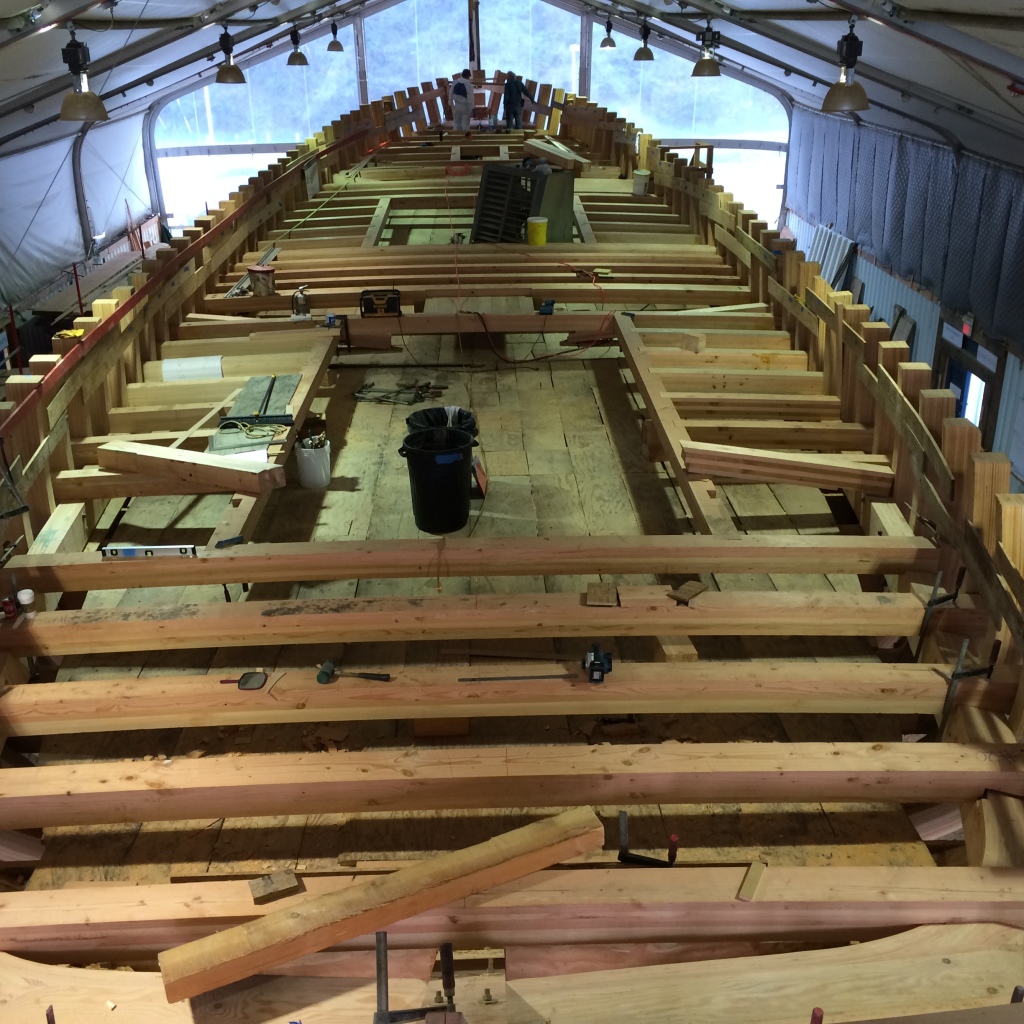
[786,105,1024,349]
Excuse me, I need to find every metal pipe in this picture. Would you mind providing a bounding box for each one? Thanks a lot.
[71,262,84,315]
[375,930,389,1016]
[70,125,92,262]
[353,13,369,107]
[715,8,1024,27]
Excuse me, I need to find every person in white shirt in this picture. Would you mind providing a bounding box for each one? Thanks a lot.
[450,69,473,133]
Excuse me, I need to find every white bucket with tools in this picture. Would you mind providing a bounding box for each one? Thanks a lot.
[296,439,331,489]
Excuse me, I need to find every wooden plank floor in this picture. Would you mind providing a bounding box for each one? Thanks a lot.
[26,342,932,896]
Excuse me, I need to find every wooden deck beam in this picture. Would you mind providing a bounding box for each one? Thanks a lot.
[3,873,1024,956]
[0,589,967,656]
[680,441,895,496]
[682,420,874,451]
[201,283,753,315]
[2,741,1021,829]
[96,441,285,498]
[6,535,940,593]
[3,661,1001,737]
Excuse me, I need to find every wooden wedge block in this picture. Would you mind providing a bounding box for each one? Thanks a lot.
[157,806,605,1002]
[249,870,303,905]
[736,861,767,902]
[586,582,619,607]
[668,581,708,606]
[96,440,285,497]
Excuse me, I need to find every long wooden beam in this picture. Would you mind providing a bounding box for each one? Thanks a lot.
[668,392,842,419]
[158,807,604,1002]
[680,441,895,496]
[10,870,1024,960]
[96,441,285,498]
[202,283,753,315]
[5,535,941,593]
[53,468,233,501]
[682,420,874,451]
[4,742,1024,829]
[3,662,1001,737]
[0,589,967,656]
[4,871,1024,957]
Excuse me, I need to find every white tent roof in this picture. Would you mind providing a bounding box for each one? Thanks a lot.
[0,1,1023,163]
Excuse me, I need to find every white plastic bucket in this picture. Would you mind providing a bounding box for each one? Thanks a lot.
[296,439,331,489]
[632,169,652,196]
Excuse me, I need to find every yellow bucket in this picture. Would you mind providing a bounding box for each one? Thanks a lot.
[526,216,548,246]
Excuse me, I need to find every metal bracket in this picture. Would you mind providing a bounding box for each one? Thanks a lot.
[915,570,964,664]
[934,637,995,740]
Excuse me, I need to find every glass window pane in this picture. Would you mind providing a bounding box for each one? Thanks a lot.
[589,24,788,142]
[704,148,786,224]
[154,23,358,148]
[159,153,286,230]
[364,0,467,103]
[480,0,579,92]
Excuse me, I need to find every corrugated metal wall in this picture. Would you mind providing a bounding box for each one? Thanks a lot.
[848,256,941,366]
[786,211,940,364]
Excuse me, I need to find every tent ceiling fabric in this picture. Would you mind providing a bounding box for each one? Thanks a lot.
[1,0,1024,164]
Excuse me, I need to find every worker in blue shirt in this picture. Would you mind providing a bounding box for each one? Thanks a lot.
[502,73,532,131]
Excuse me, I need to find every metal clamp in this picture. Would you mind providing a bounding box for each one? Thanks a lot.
[373,931,456,1024]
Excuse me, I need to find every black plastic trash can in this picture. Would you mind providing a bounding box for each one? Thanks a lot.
[399,427,477,534]
[406,406,478,437]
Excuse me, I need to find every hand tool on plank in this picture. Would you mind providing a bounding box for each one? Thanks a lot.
[582,642,612,684]
[220,671,268,691]
[316,659,391,684]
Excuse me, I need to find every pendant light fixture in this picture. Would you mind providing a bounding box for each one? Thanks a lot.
[287,26,308,66]
[215,28,246,84]
[691,18,721,77]
[822,19,869,112]
[327,20,344,52]
[599,19,615,49]
[59,28,109,121]
[633,21,653,62]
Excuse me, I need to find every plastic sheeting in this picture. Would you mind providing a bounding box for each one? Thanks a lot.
[787,105,1024,348]
[0,135,83,309]
[79,114,152,248]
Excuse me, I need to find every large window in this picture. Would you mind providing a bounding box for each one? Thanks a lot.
[156,24,358,147]
[154,25,357,229]
[157,153,286,230]
[590,25,788,222]
[480,0,578,92]
[364,0,467,104]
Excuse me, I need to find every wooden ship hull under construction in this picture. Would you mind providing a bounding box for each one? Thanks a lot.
[1,75,1023,1024]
